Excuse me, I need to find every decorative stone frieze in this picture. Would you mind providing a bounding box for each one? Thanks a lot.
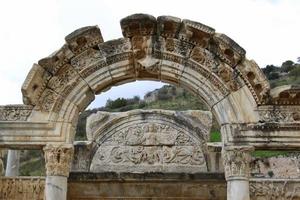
[258,105,300,123]
[44,144,74,177]
[269,85,300,105]
[0,105,33,121]
[222,146,254,180]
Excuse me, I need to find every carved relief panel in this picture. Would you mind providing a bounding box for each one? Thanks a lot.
[90,122,208,173]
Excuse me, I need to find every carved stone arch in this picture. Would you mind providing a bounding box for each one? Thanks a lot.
[2,12,300,200]
[20,14,271,143]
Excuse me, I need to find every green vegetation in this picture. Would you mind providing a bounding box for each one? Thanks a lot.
[19,150,45,176]
[210,131,222,142]
[20,157,45,176]
[262,60,300,88]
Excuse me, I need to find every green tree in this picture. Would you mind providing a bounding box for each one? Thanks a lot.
[262,65,280,80]
[290,66,300,78]
[106,98,127,109]
[281,60,295,72]
[263,65,277,74]
[268,72,280,80]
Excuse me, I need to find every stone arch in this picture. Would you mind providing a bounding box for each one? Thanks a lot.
[21,14,270,143]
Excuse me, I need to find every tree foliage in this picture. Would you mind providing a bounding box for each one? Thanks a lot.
[281,60,295,73]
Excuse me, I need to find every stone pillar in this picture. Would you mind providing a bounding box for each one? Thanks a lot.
[44,144,74,200]
[222,146,254,200]
[5,150,20,176]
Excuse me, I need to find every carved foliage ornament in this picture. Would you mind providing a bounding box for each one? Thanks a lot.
[222,146,254,180]
[43,144,74,177]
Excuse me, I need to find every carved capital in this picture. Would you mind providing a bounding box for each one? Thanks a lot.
[222,146,254,180]
[44,144,74,177]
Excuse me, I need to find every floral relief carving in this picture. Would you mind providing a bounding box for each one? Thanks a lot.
[190,47,218,70]
[47,64,81,96]
[71,48,102,71]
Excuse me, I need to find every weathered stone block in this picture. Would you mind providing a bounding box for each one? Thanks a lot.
[120,13,157,38]
[65,26,103,54]
[21,64,51,105]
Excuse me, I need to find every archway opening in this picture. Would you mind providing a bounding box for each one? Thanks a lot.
[74,80,220,142]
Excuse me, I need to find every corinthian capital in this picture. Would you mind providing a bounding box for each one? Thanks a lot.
[222,146,254,180]
[44,144,74,177]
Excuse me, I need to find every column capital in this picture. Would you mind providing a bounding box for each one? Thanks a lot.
[43,144,74,177]
[222,145,254,180]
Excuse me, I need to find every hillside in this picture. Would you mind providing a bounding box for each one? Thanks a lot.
[262,60,300,88]
[75,85,218,141]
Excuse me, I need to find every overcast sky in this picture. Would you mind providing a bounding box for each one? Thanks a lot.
[0,0,299,108]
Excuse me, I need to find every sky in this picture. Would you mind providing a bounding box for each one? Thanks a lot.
[0,0,299,108]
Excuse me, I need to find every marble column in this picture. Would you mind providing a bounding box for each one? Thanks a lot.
[43,144,74,200]
[222,146,254,200]
[5,150,20,176]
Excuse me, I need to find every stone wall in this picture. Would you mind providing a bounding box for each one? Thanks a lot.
[67,173,300,200]
[0,177,45,200]
[251,154,300,178]
[67,172,227,200]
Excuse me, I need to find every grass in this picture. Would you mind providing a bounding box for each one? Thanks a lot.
[210,131,221,142]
